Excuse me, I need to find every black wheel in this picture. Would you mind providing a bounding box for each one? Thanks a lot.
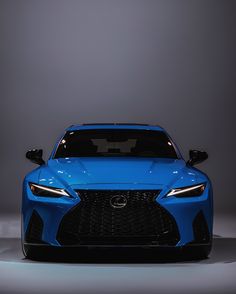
[184,242,212,260]
[22,243,88,261]
[22,243,50,261]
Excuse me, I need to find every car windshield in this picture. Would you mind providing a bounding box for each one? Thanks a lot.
[54,129,178,159]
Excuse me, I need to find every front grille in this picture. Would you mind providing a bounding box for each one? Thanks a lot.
[57,190,180,246]
[25,210,44,244]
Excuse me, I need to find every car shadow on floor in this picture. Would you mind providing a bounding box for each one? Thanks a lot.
[0,237,236,264]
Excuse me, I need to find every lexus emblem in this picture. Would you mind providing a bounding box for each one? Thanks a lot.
[110,195,127,209]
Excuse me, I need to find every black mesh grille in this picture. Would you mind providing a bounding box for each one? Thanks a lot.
[25,210,44,244]
[192,211,210,244]
[57,190,180,246]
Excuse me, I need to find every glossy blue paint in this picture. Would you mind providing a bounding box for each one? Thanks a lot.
[22,124,213,247]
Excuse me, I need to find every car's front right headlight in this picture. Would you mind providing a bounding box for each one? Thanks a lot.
[166,183,206,197]
[29,182,70,197]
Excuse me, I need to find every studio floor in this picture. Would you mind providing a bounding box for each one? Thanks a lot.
[0,214,236,294]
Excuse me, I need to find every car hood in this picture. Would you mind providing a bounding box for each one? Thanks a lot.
[36,157,203,189]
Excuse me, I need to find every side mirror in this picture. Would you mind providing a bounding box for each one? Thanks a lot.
[26,149,45,165]
[187,149,208,166]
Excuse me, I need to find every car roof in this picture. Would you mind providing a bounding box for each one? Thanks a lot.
[66,123,165,131]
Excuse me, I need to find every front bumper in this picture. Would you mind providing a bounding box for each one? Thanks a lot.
[22,182,213,248]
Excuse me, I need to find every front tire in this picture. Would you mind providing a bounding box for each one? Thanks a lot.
[184,243,212,260]
[22,244,50,261]
[22,243,87,261]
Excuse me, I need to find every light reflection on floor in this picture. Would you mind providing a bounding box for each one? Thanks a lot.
[0,215,236,294]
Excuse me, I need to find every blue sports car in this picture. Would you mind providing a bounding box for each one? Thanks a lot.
[22,123,213,260]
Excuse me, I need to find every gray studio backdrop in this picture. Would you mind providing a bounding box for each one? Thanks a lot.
[0,0,235,214]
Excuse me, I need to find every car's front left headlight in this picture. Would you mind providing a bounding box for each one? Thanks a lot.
[166,183,206,197]
[29,182,70,197]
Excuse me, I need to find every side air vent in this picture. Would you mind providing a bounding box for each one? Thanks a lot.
[192,211,210,244]
[25,210,44,244]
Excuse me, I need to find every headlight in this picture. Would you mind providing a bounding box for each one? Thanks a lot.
[166,183,206,197]
[29,183,70,197]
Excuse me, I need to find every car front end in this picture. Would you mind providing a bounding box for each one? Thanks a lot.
[22,124,213,259]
